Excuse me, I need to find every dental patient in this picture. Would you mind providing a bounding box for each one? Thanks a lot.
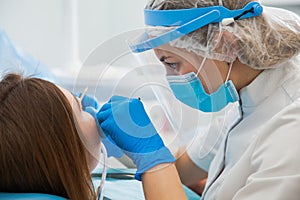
[0,73,102,200]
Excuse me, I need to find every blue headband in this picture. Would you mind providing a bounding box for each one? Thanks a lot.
[129,2,263,53]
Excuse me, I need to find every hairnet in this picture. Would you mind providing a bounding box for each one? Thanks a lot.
[145,0,300,69]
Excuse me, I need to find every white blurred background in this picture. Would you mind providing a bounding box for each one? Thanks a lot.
[0,0,146,75]
[0,0,299,78]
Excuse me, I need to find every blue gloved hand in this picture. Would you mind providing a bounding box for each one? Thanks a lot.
[80,93,101,110]
[74,92,124,158]
[97,95,175,180]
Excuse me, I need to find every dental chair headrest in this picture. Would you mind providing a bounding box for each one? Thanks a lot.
[0,193,66,199]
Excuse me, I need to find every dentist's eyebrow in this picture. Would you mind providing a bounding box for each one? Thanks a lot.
[159,56,172,62]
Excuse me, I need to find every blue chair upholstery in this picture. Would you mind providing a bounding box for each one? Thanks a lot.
[0,193,66,200]
[0,28,56,83]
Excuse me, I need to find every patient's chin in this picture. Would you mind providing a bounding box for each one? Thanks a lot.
[88,153,100,172]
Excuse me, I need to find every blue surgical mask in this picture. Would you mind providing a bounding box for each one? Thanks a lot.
[167,72,239,112]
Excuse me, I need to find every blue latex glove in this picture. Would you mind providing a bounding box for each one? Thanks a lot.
[79,93,100,110]
[74,92,124,158]
[97,95,175,180]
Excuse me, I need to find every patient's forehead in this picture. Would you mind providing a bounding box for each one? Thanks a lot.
[55,85,79,111]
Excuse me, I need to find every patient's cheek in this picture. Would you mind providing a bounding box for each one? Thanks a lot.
[75,111,101,171]
[88,151,100,171]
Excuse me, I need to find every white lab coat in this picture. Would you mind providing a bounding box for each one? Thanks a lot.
[190,57,300,199]
[187,101,242,172]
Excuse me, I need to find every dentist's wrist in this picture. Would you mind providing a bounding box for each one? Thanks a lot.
[133,147,176,181]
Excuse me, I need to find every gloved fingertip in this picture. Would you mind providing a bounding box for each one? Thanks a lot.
[99,102,111,112]
[72,92,81,98]
[81,94,100,109]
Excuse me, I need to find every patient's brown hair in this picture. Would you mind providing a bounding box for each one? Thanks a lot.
[0,74,96,199]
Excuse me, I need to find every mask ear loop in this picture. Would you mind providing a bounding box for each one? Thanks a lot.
[96,142,107,200]
[196,57,207,77]
[225,62,233,84]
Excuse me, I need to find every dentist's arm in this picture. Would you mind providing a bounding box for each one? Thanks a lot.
[97,96,187,200]
[176,152,208,185]
[142,163,187,200]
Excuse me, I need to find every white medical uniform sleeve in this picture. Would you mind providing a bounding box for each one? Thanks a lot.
[187,102,241,172]
[232,102,300,199]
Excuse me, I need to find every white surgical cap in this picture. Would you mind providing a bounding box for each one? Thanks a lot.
[145,0,300,69]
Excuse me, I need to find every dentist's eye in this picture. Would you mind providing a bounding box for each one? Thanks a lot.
[159,56,180,71]
[165,62,178,70]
